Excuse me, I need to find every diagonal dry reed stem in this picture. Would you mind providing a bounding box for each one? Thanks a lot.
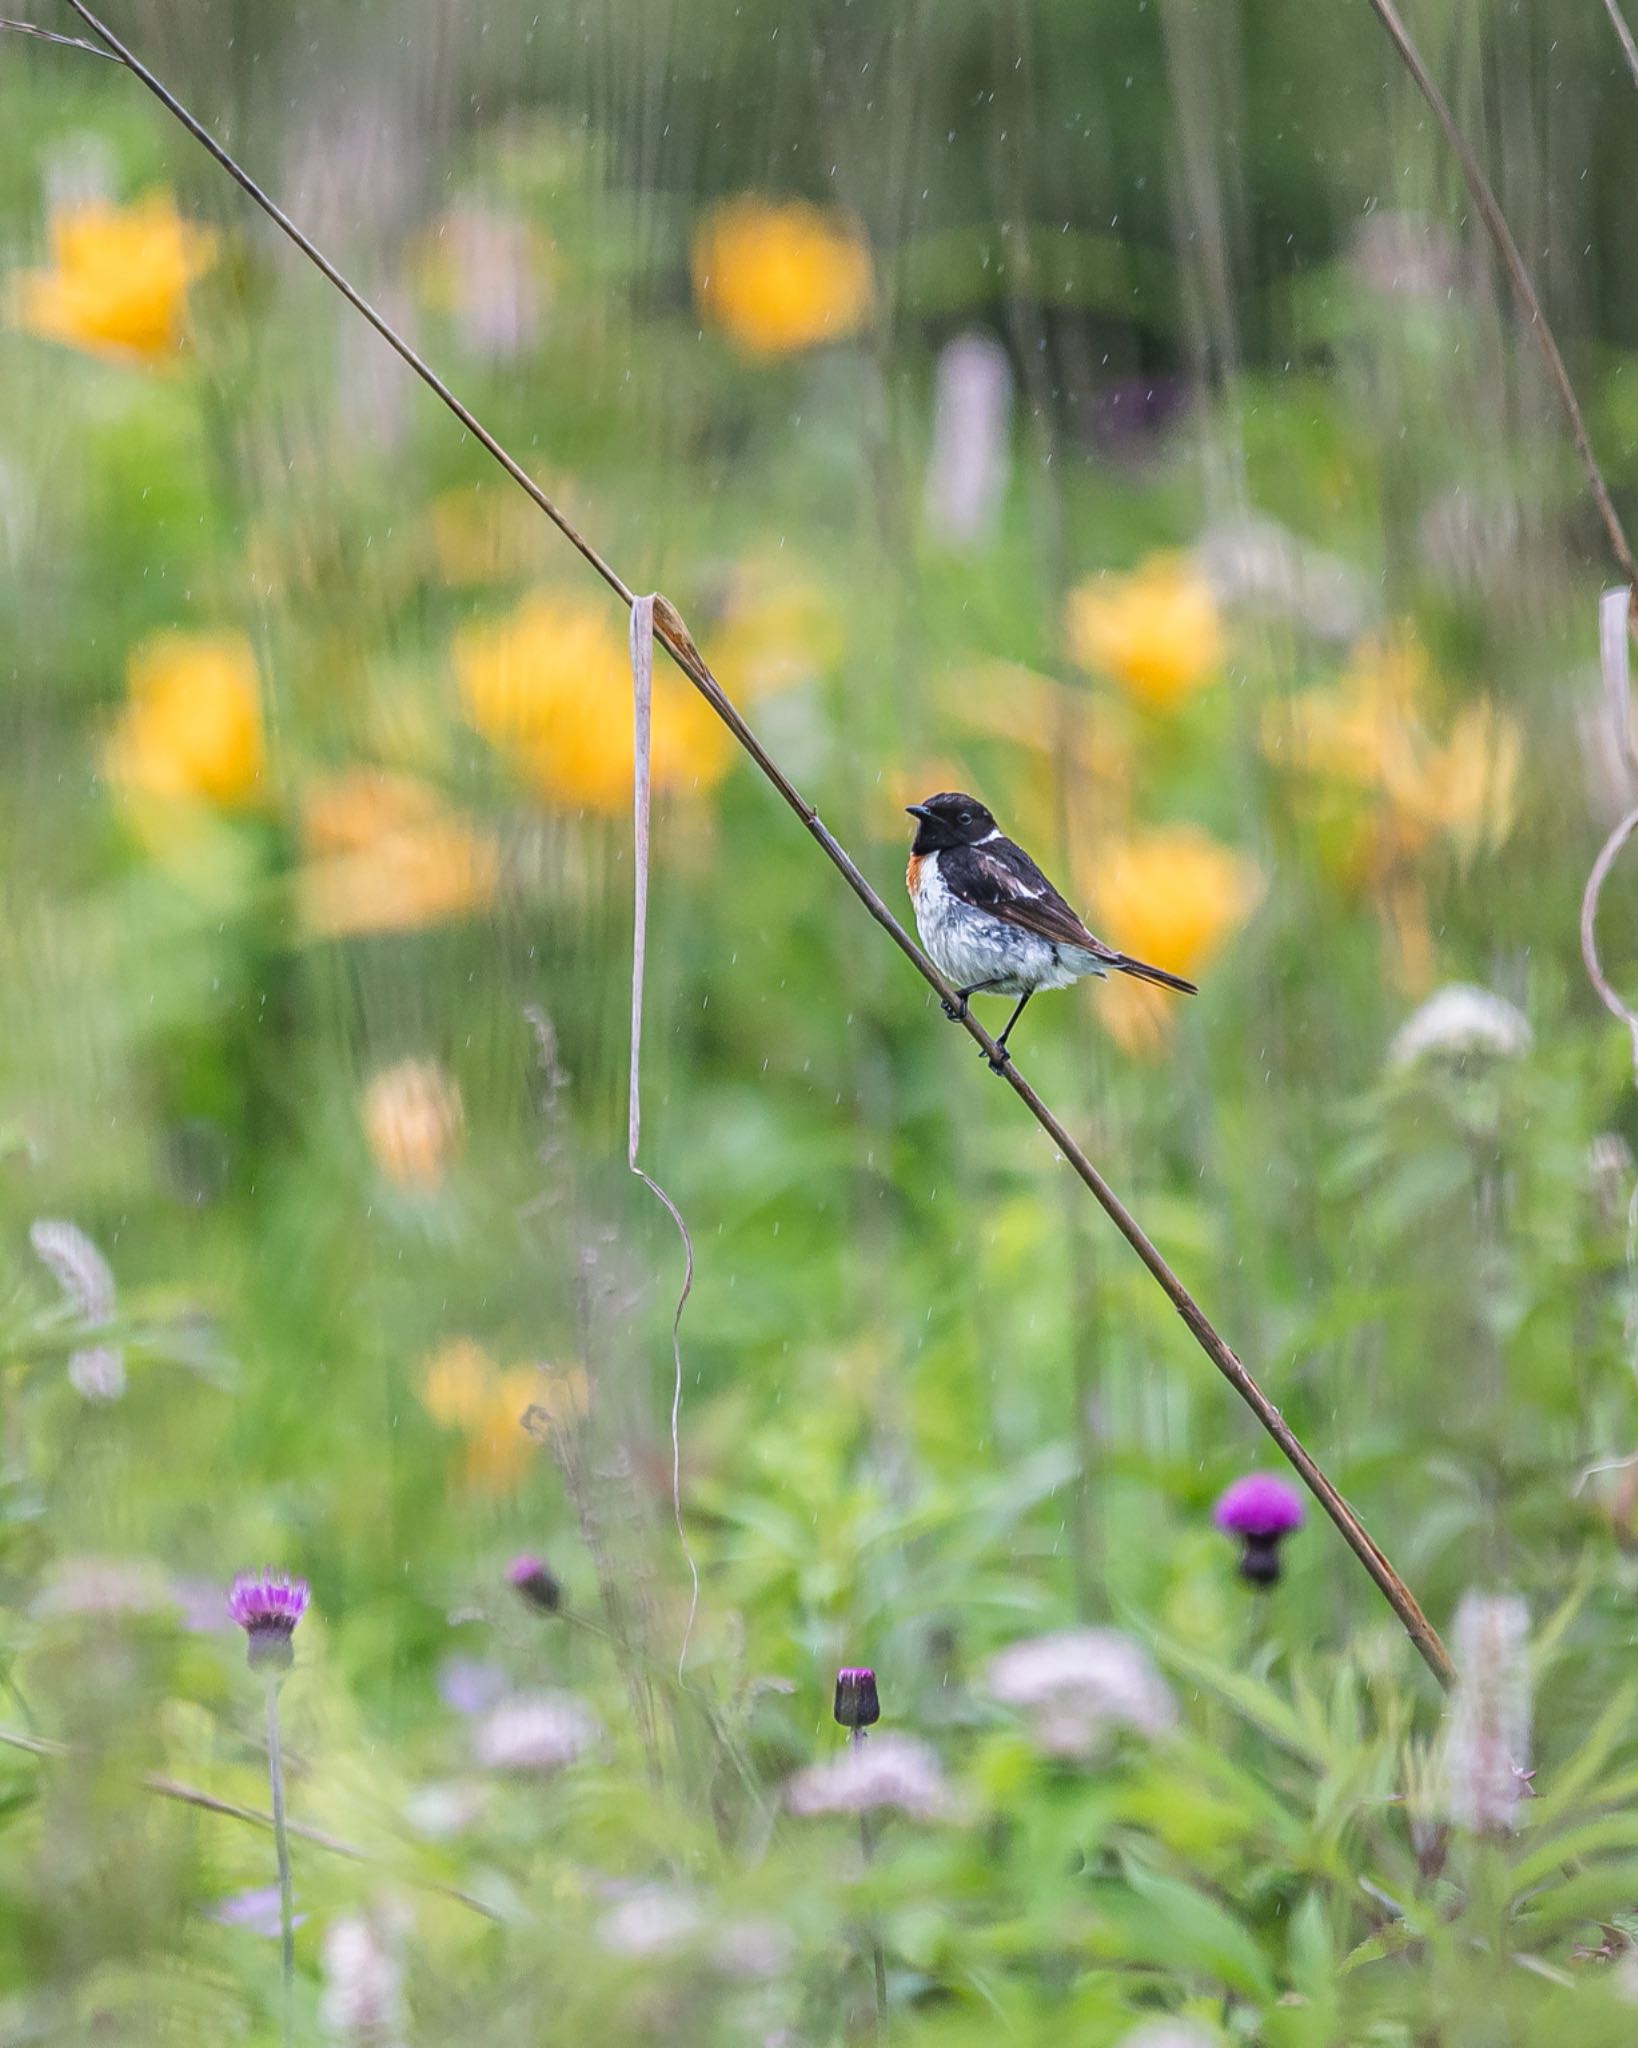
[0,15,113,55]
[42,0,1453,1690]
[1364,0,1638,596]
[1602,0,1638,93]
[0,1724,503,1920]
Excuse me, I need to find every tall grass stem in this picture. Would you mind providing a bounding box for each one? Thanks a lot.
[265,1679,295,2048]
[852,1728,888,2032]
[1364,0,1638,593]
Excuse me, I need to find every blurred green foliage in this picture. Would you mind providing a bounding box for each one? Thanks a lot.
[3,0,1638,2040]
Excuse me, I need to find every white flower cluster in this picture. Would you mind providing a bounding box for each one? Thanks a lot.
[987,1628,1177,1760]
[472,1691,600,1774]
[30,1216,124,1400]
[1387,985,1531,1070]
[785,1732,952,1821]
[1441,1591,1531,1835]
[320,1905,408,2046]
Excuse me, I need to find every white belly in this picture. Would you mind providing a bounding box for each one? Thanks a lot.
[911,855,1094,995]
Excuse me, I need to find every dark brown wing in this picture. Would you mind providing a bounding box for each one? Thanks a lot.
[944,838,1198,994]
[942,840,1121,959]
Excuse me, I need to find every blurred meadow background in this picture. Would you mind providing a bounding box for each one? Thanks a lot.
[6,0,1638,2039]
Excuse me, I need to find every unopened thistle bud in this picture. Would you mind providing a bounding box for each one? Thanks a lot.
[505,1553,562,1614]
[833,1666,880,1730]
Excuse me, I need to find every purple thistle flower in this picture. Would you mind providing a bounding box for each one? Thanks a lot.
[1213,1472,1305,1537]
[1212,1473,1305,1587]
[505,1553,562,1614]
[227,1570,310,1672]
[833,1666,881,1731]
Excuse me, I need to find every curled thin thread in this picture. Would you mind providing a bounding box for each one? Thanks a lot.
[628,593,699,1678]
[1581,804,1638,1086]
[1574,591,1638,1500]
[1582,588,1638,1084]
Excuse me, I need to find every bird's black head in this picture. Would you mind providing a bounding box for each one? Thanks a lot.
[906,791,997,853]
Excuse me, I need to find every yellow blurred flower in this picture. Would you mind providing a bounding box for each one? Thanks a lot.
[1270,629,1425,794]
[463,1368,542,1492]
[454,591,731,812]
[1264,629,1520,870]
[1384,700,1521,864]
[1081,825,1264,1056]
[361,1059,464,1192]
[1066,553,1225,712]
[105,631,264,819]
[703,566,844,699]
[418,1338,588,1494]
[522,1363,591,1434]
[297,769,499,939]
[419,1336,493,1430]
[10,190,218,364]
[944,658,1137,827]
[691,197,873,358]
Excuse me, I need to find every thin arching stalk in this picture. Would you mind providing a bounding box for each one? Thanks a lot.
[1364,0,1638,595]
[0,1723,503,1920]
[1601,0,1638,94]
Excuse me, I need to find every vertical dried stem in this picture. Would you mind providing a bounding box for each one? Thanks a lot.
[265,1679,295,2048]
[1601,0,1638,94]
[626,596,699,1677]
[1363,0,1638,592]
[852,1726,888,2031]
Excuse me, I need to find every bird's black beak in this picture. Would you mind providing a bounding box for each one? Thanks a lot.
[905,804,933,820]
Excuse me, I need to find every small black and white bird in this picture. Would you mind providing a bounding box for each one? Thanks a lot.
[905,791,1196,1067]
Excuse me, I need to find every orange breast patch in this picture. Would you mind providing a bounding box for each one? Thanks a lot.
[906,852,924,896]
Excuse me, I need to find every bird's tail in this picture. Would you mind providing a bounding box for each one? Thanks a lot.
[1112,953,1197,996]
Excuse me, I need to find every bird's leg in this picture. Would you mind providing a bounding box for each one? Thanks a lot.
[941,977,1003,1022]
[986,992,1032,1072]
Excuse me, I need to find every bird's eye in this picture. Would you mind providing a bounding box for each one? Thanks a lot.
[959,810,973,825]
